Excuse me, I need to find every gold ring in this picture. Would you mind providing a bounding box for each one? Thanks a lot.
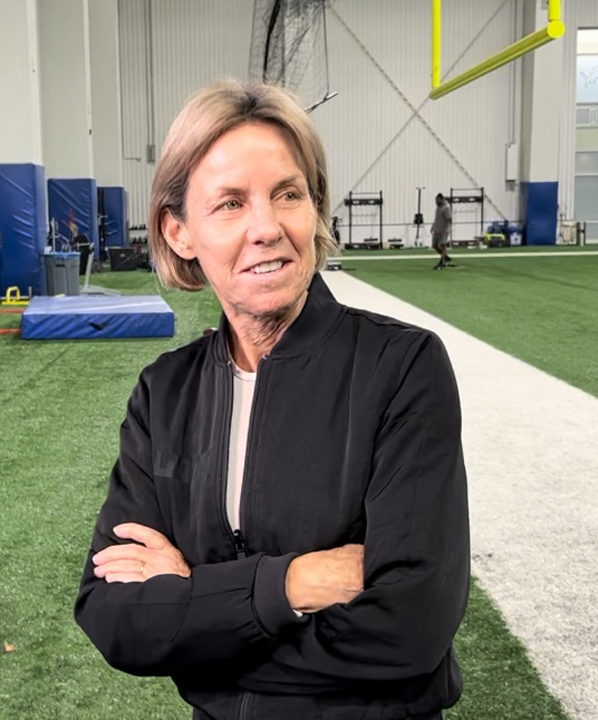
[139,562,145,575]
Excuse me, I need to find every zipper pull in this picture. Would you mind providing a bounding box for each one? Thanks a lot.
[233,530,247,559]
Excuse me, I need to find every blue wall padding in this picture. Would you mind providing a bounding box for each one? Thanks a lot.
[101,186,127,247]
[0,163,47,296]
[520,181,558,245]
[48,178,99,257]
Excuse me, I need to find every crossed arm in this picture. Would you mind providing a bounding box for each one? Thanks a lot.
[76,333,469,684]
[92,523,364,613]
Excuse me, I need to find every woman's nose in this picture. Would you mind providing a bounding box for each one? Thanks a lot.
[245,201,282,245]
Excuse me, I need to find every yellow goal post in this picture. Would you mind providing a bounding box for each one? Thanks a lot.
[430,0,565,100]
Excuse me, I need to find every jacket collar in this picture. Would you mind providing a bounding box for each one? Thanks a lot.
[212,273,343,364]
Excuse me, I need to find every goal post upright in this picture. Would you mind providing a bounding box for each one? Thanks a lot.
[430,0,564,100]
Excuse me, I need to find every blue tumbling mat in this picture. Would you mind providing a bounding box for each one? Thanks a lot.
[21,295,175,340]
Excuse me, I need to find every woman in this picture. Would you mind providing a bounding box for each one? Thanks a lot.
[75,80,470,720]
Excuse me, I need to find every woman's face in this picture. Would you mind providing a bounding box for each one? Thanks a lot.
[164,122,317,322]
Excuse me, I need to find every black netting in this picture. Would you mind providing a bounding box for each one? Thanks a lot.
[249,0,335,112]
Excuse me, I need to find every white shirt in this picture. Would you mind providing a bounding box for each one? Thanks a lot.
[226,362,257,530]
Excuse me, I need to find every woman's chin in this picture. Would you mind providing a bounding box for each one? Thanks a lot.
[228,288,305,323]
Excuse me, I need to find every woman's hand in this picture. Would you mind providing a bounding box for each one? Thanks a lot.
[285,544,364,613]
[92,523,191,583]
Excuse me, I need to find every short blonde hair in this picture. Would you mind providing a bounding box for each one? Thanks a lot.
[148,80,337,290]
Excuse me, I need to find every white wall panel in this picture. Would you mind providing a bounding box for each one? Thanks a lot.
[559,0,598,221]
[0,0,43,164]
[152,0,252,144]
[119,0,521,238]
[89,0,123,186]
[38,0,94,178]
[119,0,151,226]
[119,0,252,226]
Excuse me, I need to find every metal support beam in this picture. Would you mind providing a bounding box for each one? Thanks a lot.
[430,0,564,100]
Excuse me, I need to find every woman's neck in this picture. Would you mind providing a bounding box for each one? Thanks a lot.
[227,293,307,372]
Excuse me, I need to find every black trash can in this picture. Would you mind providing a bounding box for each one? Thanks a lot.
[43,252,80,296]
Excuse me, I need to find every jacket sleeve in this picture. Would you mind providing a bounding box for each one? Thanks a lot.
[74,372,304,677]
[234,333,470,692]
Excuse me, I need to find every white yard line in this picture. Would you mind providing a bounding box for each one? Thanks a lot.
[323,271,598,720]
[340,251,598,261]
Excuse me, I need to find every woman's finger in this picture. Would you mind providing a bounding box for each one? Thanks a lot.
[105,572,144,584]
[92,543,141,566]
[94,559,146,578]
[113,523,168,550]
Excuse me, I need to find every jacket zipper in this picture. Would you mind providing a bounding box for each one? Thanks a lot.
[220,356,268,560]
[219,362,241,557]
[238,355,268,557]
[238,691,250,720]
[233,529,246,559]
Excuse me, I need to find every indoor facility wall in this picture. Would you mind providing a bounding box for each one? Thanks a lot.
[118,0,522,241]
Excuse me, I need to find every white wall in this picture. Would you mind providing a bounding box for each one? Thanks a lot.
[119,0,253,226]
[0,0,43,164]
[89,0,123,186]
[316,0,520,242]
[520,0,563,185]
[519,0,535,186]
[119,0,521,240]
[4,0,587,235]
[37,0,94,178]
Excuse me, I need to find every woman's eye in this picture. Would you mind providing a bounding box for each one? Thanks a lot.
[282,191,299,201]
[221,199,240,211]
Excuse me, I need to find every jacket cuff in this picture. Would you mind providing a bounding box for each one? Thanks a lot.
[253,553,307,636]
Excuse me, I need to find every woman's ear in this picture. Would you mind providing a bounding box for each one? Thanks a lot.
[161,210,196,260]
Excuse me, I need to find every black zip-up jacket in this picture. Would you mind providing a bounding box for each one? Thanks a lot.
[75,274,470,720]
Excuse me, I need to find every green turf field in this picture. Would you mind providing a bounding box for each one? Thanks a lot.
[344,253,598,398]
[0,269,570,719]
